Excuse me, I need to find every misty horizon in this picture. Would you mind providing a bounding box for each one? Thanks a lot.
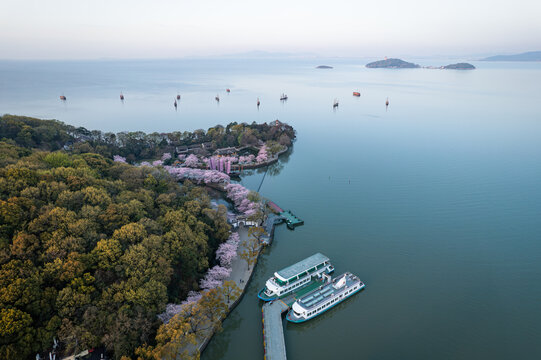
[1,0,540,60]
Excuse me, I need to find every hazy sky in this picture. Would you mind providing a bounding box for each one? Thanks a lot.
[1,0,539,59]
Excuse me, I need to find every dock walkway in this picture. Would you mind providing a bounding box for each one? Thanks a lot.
[262,300,289,360]
[261,281,325,359]
[280,210,304,229]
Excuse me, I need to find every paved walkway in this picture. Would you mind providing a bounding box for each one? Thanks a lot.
[191,225,257,355]
[262,300,290,360]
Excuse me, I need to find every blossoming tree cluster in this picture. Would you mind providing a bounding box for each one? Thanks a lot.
[164,166,230,184]
[256,145,268,163]
[113,155,127,163]
[184,154,199,168]
[158,231,240,323]
[216,232,240,267]
[238,154,255,164]
[224,183,259,216]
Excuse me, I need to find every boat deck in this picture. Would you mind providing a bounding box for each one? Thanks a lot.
[297,273,361,310]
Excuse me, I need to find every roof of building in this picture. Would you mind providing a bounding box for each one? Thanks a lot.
[267,201,284,213]
[276,253,329,281]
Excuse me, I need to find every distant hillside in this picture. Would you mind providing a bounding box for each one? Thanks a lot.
[366,58,420,69]
[316,65,333,69]
[482,51,541,61]
[443,63,476,70]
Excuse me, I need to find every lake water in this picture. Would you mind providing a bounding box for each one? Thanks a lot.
[2,58,541,359]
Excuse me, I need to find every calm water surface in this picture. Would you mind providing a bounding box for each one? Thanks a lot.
[2,58,541,359]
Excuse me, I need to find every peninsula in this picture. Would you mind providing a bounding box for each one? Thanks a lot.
[316,65,333,69]
[0,115,296,360]
[482,51,541,62]
[366,58,420,69]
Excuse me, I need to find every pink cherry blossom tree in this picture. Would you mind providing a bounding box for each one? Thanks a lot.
[199,265,232,290]
[256,145,268,163]
[161,152,172,161]
[184,154,199,168]
[238,154,255,164]
[216,232,240,267]
[113,155,127,163]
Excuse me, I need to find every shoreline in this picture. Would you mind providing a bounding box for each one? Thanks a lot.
[195,225,265,354]
[185,150,290,357]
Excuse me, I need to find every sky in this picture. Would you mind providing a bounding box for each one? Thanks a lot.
[0,0,540,59]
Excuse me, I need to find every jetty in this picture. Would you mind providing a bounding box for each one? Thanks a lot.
[261,281,328,360]
[262,300,289,360]
[266,201,303,229]
[280,210,304,229]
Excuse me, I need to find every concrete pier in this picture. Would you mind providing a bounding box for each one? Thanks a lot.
[262,300,290,360]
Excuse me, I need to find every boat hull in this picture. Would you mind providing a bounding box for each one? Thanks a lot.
[257,288,278,301]
[286,283,365,323]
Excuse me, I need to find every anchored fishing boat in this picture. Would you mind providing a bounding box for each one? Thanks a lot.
[226,88,231,93]
[353,92,361,97]
[286,272,364,323]
[120,93,124,100]
[333,99,339,108]
[177,94,181,100]
[258,253,334,301]
[215,95,220,102]
[59,95,67,101]
[280,93,288,101]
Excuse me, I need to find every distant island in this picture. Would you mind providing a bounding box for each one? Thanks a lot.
[442,63,476,70]
[366,58,420,69]
[481,51,541,62]
[316,65,333,69]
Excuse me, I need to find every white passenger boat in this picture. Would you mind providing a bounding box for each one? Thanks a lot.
[286,272,364,323]
[258,253,334,301]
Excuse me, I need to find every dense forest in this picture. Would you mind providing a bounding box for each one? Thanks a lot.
[0,115,295,163]
[0,118,247,359]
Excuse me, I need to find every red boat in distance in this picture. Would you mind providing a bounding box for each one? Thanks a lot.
[120,93,124,100]
[353,92,361,97]
[176,94,181,100]
[60,95,66,100]
[226,88,231,93]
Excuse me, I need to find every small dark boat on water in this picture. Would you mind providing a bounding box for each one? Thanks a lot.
[333,99,339,108]
[176,94,181,100]
[59,95,67,101]
[215,95,220,102]
[280,93,288,101]
[120,93,124,100]
[386,97,389,107]
[353,92,361,97]
[226,88,231,93]
[257,98,260,107]
[174,99,177,108]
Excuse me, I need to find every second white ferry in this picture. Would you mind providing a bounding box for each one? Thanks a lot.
[258,253,334,301]
[286,272,364,323]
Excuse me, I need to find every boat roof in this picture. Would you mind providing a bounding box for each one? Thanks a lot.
[275,253,329,281]
[295,272,361,310]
